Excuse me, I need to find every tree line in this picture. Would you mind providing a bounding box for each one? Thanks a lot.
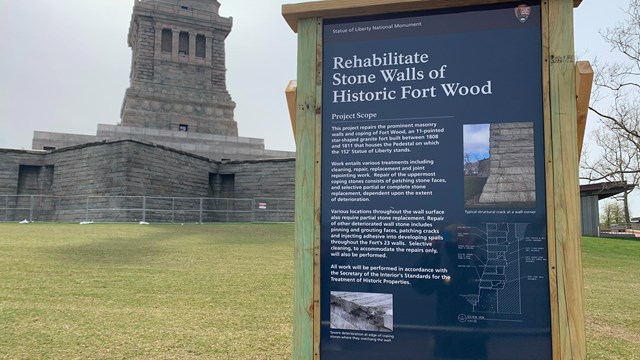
[581,0,640,225]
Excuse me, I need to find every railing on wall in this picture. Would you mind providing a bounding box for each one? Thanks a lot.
[0,195,293,224]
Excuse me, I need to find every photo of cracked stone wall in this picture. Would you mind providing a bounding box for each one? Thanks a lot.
[330,292,393,332]
[472,122,536,208]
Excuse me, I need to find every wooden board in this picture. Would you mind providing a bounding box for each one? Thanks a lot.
[575,61,594,156]
[540,2,560,357]
[286,80,298,140]
[283,0,583,32]
[288,59,593,155]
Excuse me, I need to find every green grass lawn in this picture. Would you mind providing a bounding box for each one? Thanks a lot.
[583,236,640,359]
[0,224,638,359]
[0,223,294,360]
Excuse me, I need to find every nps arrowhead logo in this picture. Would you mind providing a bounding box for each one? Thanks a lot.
[515,5,531,23]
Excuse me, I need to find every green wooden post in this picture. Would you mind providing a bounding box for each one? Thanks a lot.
[293,17,322,360]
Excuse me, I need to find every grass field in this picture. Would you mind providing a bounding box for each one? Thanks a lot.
[0,223,293,359]
[583,236,640,359]
[0,224,638,359]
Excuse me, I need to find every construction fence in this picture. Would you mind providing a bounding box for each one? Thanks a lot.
[0,195,294,224]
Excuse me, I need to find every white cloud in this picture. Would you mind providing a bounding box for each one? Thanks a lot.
[463,124,490,160]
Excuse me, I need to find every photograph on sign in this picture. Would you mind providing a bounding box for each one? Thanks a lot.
[320,2,550,359]
[330,291,393,332]
[463,122,537,208]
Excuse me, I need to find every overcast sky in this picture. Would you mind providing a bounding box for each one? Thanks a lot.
[0,0,636,209]
[0,0,629,152]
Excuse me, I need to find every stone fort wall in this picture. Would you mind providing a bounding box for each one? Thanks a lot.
[478,122,536,205]
[32,125,295,161]
[0,140,295,222]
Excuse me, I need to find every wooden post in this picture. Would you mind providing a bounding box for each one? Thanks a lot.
[293,17,322,360]
[545,0,586,358]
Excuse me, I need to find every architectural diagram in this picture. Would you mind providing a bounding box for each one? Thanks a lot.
[461,223,527,315]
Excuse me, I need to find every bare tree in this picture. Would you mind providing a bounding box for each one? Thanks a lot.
[600,200,626,228]
[581,128,639,223]
[463,153,479,176]
[584,0,640,221]
[590,0,640,147]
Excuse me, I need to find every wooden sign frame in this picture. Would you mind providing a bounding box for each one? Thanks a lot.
[283,1,586,359]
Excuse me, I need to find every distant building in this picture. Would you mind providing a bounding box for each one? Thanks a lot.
[580,181,636,237]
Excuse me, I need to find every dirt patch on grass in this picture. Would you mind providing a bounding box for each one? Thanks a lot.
[586,316,640,345]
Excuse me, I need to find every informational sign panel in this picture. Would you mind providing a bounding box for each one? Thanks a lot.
[320,2,550,359]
